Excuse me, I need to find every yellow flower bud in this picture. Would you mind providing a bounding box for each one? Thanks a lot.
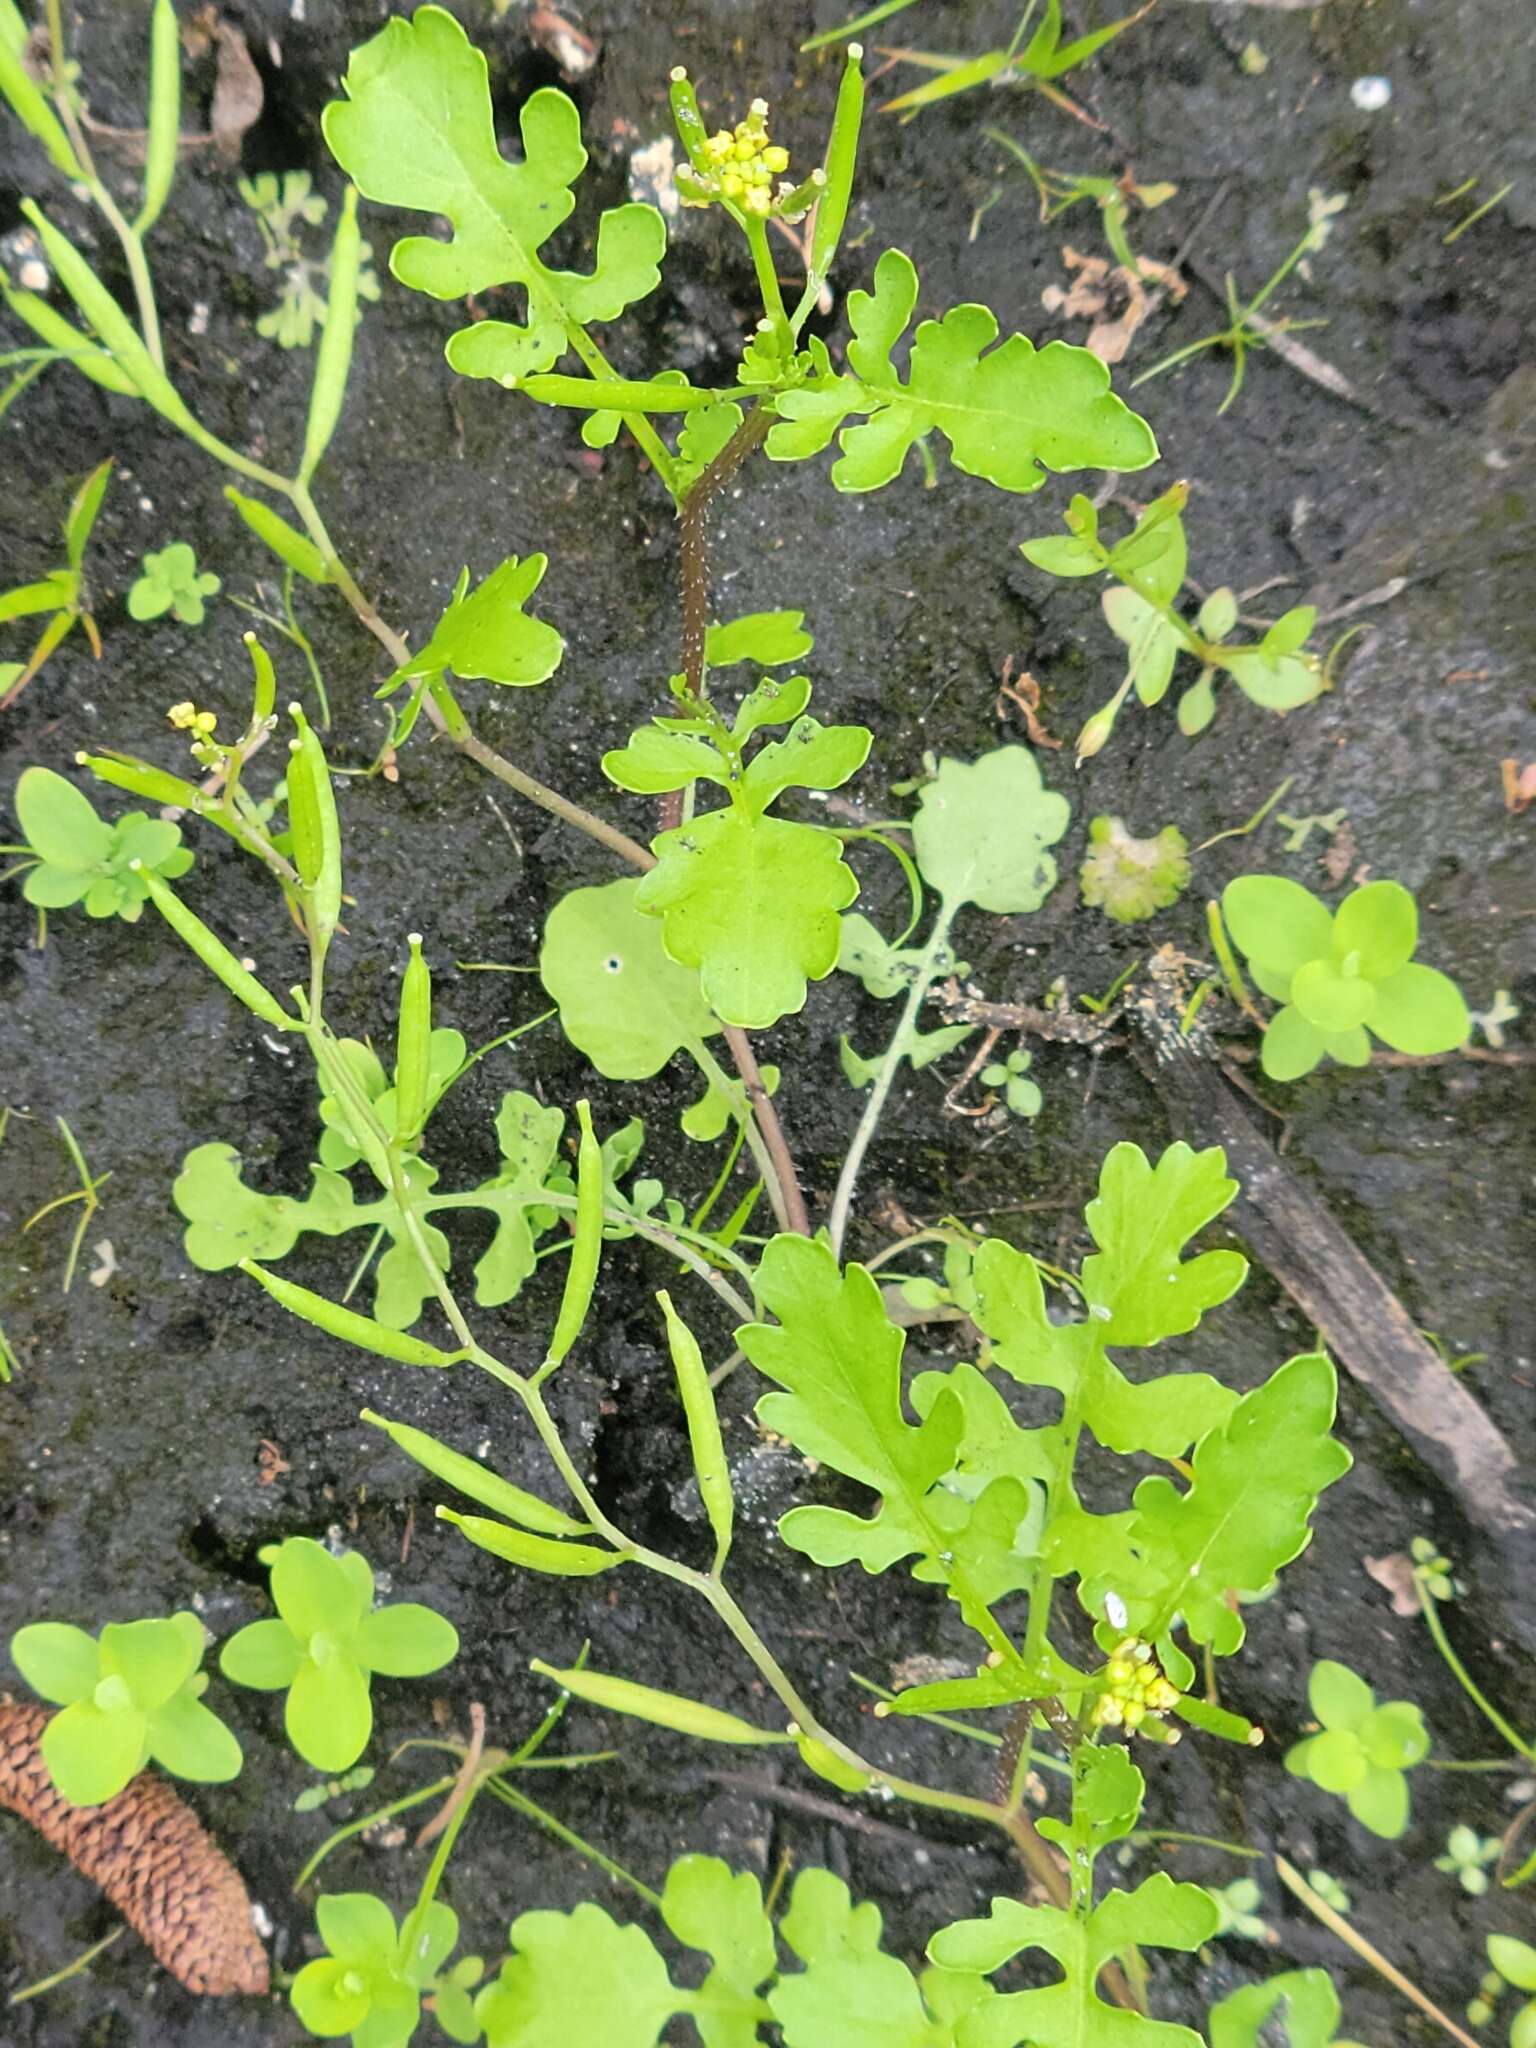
[762,144,789,174]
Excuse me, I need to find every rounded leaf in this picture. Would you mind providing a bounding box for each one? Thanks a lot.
[1290,958,1376,1033]
[1222,876,1332,983]
[1358,1699,1428,1770]
[1309,1659,1374,1731]
[1514,2001,1536,2048]
[353,1603,459,1678]
[402,1900,460,1987]
[22,863,93,908]
[1321,1024,1372,1068]
[1332,880,1416,980]
[148,1689,244,1783]
[1367,963,1469,1055]
[220,1617,304,1691]
[14,767,113,869]
[317,1891,399,1966]
[272,1536,370,1640]
[11,1622,99,1705]
[1260,1005,1326,1082]
[1347,1760,1410,1838]
[1490,1937,1536,1995]
[287,1650,373,1771]
[291,1955,374,2039]
[912,748,1070,913]
[540,877,720,1080]
[98,1614,205,1710]
[1304,1727,1368,1794]
[42,1698,148,1805]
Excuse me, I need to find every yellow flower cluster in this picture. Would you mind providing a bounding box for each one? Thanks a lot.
[168,700,217,739]
[1090,1637,1182,1735]
[696,99,790,216]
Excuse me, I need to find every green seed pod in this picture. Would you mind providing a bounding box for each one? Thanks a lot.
[394,934,432,1146]
[286,706,342,956]
[225,491,331,587]
[1172,1694,1264,1746]
[795,1733,871,1792]
[529,1660,789,1746]
[242,633,277,727]
[667,67,712,175]
[361,1410,589,1537]
[540,1101,603,1376]
[137,869,293,1029]
[437,1510,624,1577]
[136,0,180,235]
[658,1290,732,1569]
[239,1262,458,1367]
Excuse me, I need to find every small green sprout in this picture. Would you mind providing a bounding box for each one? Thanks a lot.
[239,170,379,349]
[1285,1659,1429,1838]
[291,1893,480,2047]
[980,1045,1042,1118]
[1483,1936,1536,2048]
[127,542,221,626]
[1208,1876,1273,1943]
[1221,875,1471,1080]
[0,456,110,707]
[1209,1966,1367,2048]
[220,1536,458,1772]
[293,1765,376,1813]
[1079,814,1190,923]
[1133,197,1343,414]
[5,765,193,924]
[1306,1870,1352,1915]
[1021,485,1323,753]
[878,0,1154,119]
[9,1611,242,1806]
[985,131,1176,275]
[1411,1534,1456,1601]
[1436,1823,1502,1895]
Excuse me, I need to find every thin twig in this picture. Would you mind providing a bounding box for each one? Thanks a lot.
[415,1702,487,1849]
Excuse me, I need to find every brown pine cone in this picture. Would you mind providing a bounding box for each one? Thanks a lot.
[0,1699,269,1996]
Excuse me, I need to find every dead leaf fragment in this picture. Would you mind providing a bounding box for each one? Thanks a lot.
[1041,245,1184,365]
[209,17,263,161]
[996,656,1063,749]
[529,5,598,82]
[1364,1552,1422,1616]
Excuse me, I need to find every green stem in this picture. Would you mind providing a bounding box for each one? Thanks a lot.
[743,213,792,357]
[827,903,956,1258]
[484,1779,662,1909]
[1417,1573,1535,1762]
[690,1037,792,1237]
[293,1779,454,1892]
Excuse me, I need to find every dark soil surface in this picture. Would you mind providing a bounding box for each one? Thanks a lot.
[2,0,1534,2042]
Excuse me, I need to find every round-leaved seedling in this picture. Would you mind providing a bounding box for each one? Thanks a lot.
[219,1536,458,1772]
[1285,1658,1429,1838]
[9,1611,242,1805]
[1221,875,1469,1081]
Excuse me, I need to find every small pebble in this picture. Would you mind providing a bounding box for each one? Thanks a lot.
[1350,76,1392,110]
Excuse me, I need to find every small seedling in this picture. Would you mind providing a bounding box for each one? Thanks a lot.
[1220,875,1471,1080]
[1022,485,1323,753]
[1208,1876,1273,1943]
[1079,814,1190,923]
[9,1611,242,1805]
[1480,1936,1536,2048]
[4,765,193,924]
[0,457,110,706]
[1285,1659,1429,1838]
[1436,1824,1502,1894]
[1411,1535,1456,1601]
[127,541,221,625]
[1209,1967,1365,2048]
[986,131,1176,275]
[879,0,1154,120]
[291,1893,480,2047]
[240,170,380,350]
[294,1765,376,1813]
[1133,201,1339,413]
[219,1536,458,1772]
[979,1045,1041,1118]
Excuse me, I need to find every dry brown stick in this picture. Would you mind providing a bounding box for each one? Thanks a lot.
[936,979,1121,1047]
[415,1701,487,1849]
[0,1701,268,1997]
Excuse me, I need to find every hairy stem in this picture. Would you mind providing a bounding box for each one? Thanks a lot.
[677,405,774,702]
